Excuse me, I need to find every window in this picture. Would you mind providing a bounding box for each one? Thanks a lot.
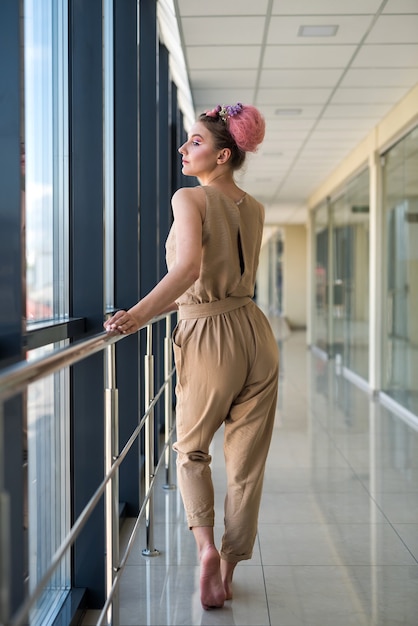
[27,345,70,625]
[331,169,370,380]
[313,202,329,353]
[23,1,70,622]
[24,0,69,323]
[313,169,370,379]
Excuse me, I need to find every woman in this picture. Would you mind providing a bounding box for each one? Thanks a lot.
[105,103,279,610]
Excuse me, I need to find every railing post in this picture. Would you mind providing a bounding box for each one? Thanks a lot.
[104,340,120,625]
[0,402,10,624]
[163,315,175,490]
[142,324,159,557]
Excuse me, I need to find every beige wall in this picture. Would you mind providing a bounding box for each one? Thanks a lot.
[282,225,307,329]
[256,242,270,314]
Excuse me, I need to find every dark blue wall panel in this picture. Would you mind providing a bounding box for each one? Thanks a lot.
[0,0,25,616]
[69,0,105,606]
[114,0,141,515]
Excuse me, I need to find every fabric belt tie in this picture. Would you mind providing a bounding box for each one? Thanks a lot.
[178,296,252,320]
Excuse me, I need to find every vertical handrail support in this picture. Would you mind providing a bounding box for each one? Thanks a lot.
[163,315,175,490]
[0,402,10,624]
[104,339,120,626]
[142,324,160,557]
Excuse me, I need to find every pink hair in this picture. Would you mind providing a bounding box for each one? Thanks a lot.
[227,105,265,153]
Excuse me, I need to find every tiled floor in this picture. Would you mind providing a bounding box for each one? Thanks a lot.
[83,331,418,626]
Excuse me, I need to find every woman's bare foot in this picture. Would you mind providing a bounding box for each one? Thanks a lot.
[200,545,226,610]
[220,559,237,600]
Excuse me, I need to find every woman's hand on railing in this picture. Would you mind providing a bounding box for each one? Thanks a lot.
[104,309,141,335]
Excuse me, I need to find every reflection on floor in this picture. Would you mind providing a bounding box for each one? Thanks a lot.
[82,331,418,626]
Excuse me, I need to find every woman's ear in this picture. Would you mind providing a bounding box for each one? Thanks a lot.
[217,148,231,165]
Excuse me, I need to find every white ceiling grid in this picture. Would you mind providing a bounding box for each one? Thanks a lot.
[173,0,418,223]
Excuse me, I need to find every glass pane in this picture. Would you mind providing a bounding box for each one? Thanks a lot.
[382,126,418,415]
[27,343,70,625]
[331,170,370,379]
[23,0,71,623]
[24,0,69,323]
[314,203,328,352]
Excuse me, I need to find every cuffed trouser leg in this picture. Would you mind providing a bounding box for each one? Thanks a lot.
[220,367,278,562]
[175,449,215,528]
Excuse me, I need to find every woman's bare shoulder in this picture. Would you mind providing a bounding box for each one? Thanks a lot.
[172,186,205,203]
[172,186,206,217]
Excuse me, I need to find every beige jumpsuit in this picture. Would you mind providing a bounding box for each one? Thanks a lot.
[166,185,279,563]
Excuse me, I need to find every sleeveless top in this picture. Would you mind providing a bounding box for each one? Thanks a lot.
[165,185,264,307]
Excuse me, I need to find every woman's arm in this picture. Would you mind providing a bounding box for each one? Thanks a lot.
[104,187,204,334]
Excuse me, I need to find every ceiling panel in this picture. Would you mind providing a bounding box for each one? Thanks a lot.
[271,0,383,14]
[257,88,333,105]
[323,103,393,118]
[177,0,270,16]
[259,68,343,88]
[300,143,359,155]
[189,69,258,89]
[330,86,411,104]
[262,132,311,143]
[366,15,418,43]
[383,0,418,12]
[263,44,357,69]
[259,104,324,118]
[181,16,265,45]
[186,46,261,70]
[353,44,418,67]
[340,68,418,87]
[266,119,317,131]
[192,89,255,108]
[314,118,378,131]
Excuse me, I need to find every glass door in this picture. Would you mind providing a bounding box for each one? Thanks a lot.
[382,126,418,416]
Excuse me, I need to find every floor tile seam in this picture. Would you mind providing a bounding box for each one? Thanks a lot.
[261,563,418,569]
[385,525,418,565]
[325,443,418,566]
[261,559,417,567]
[262,481,374,495]
[257,520,398,527]
[320,429,382,497]
[261,536,418,567]
[257,533,272,626]
[367,489,418,494]
[126,561,264,567]
[256,526,418,566]
[305,404,359,461]
[261,487,372,494]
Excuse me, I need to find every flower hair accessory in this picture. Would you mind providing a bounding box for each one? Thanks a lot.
[205,105,222,118]
[205,102,243,123]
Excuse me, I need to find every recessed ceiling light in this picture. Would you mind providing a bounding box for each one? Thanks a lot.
[275,108,302,116]
[298,24,338,37]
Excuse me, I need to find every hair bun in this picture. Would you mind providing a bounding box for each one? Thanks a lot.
[227,105,265,152]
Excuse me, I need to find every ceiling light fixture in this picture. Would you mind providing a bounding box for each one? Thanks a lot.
[298,25,338,37]
[275,108,302,116]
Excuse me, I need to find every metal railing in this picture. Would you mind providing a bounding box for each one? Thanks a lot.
[0,313,177,626]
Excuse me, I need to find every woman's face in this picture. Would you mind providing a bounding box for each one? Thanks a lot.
[178,121,220,178]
